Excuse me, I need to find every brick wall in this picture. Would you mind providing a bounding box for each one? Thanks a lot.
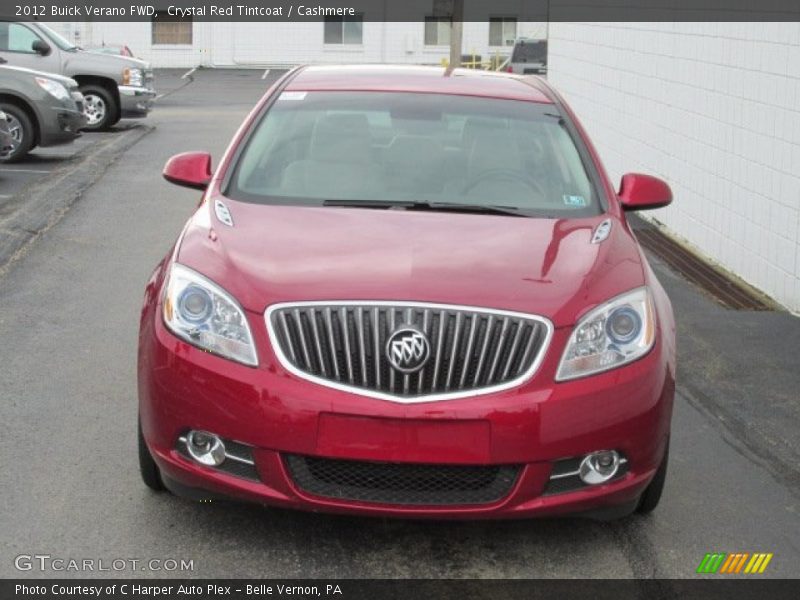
[548,23,800,312]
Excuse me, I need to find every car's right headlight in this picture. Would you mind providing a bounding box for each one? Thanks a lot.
[556,287,655,381]
[122,67,144,87]
[162,264,258,366]
[35,77,70,101]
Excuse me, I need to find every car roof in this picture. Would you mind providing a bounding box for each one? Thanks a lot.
[286,65,553,104]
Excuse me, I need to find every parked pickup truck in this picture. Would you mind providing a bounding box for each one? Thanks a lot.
[0,60,86,162]
[0,21,155,130]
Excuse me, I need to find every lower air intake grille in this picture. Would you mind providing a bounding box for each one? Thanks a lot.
[284,455,520,506]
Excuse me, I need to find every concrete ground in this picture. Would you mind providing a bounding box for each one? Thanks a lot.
[0,68,798,580]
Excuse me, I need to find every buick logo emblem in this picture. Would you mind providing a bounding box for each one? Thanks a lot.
[386,328,430,374]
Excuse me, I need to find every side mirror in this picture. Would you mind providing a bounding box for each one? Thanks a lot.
[163,152,213,190]
[618,173,672,211]
[31,39,51,56]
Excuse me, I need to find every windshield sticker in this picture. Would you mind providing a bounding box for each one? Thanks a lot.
[563,194,587,207]
[278,91,308,101]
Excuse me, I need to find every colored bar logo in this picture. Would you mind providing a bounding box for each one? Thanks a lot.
[697,552,773,574]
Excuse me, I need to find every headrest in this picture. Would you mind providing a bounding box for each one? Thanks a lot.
[310,113,372,163]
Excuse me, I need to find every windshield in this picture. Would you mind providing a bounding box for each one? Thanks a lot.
[38,24,78,51]
[512,40,547,63]
[227,91,599,217]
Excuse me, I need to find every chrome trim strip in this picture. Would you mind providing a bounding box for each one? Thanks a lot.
[444,312,463,391]
[372,308,381,388]
[549,469,581,480]
[487,317,510,382]
[473,314,494,385]
[264,300,555,404]
[325,308,340,381]
[419,309,430,393]
[224,453,256,466]
[459,314,478,389]
[388,309,396,391]
[308,308,327,377]
[357,307,368,387]
[177,436,256,466]
[431,310,446,390]
[340,306,354,384]
[501,321,525,380]
[548,457,628,480]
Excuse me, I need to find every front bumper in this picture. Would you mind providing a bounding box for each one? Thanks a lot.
[38,106,86,147]
[119,85,156,118]
[139,306,674,519]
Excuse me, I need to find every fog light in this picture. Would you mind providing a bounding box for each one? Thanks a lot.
[579,450,620,485]
[186,430,226,466]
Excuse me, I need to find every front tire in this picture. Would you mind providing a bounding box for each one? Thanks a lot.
[0,104,35,163]
[138,418,165,491]
[636,441,669,514]
[79,85,117,131]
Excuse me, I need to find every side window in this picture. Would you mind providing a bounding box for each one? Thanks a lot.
[0,22,41,53]
[489,17,517,47]
[323,15,364,45]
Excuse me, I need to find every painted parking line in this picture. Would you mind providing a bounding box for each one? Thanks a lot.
[0,168,51,173]
[261,69,271,79]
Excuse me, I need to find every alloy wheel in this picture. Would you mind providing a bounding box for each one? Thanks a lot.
[83,93,107,126]
[1,113,22,158]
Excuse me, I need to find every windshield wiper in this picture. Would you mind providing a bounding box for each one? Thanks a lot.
[323,199,415,209]
[322,199,530,217]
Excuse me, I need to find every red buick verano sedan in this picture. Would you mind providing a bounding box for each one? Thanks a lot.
[138,65,675,520]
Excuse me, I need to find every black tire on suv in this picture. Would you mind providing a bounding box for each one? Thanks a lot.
[0,103,35,163]
[78,84,118,131]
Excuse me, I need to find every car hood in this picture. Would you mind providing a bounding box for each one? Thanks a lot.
[176,199,646,328]
[0,64,78,88]
[64,50,150,74]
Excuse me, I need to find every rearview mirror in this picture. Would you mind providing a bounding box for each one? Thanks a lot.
[31,39,51,56]
[618,173,672,211]
[162,152,213,190]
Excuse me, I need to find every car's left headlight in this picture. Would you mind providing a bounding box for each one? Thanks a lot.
[35,77,70,101]
[162,264,258,366]
[556,287,655,381]
[122,67,144,87]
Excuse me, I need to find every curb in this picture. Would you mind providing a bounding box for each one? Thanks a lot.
[0,124,153,274]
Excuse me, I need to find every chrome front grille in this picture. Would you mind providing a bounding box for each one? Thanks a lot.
[266,302,552,402]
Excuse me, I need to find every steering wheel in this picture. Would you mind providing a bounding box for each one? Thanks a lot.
[462,168,546,198]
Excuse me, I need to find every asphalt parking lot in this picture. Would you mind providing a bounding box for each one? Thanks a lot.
[0,138,89,197]
[0,68,798,580]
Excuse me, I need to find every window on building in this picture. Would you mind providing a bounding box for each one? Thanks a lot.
[151,14,193,45]
[323,14,363,45]
[424,17,451,46]
[489,17,517,46]
[0,22,42,53]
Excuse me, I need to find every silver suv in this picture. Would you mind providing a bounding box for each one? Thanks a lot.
[0,21,155,130]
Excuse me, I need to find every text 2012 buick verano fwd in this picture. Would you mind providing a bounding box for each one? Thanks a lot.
[138,66,675,520]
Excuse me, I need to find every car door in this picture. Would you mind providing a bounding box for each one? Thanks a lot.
[0,21,61,73]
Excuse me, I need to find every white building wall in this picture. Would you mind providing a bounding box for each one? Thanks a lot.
[548,23,800,312]
[48,20,546,69]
